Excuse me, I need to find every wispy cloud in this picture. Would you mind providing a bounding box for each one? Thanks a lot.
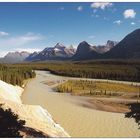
[123,9,136,19]
[113,20,122,25]
[131,22,136,25]
[0,32,43,48]
[77,6,83,11]
[59,7,64,10]
[91,2,113,10]
[88,35,95,39]
[14,48,42,53]
[0,31,9,36]
[0,32,44,57]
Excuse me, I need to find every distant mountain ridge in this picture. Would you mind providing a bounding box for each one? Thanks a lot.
[23,40,118,61]
[72,40,117,60]
[102,29,140,59]
[25,52,39,61]
[1,51,30,63]
[0,28,140,62]
[72,41,100,60]
[73,29,140,60]
[96,40,118,54]
[25,43,76,61]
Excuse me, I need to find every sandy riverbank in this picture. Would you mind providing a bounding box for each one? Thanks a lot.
[0,77,69,137]
[22,70,140,137]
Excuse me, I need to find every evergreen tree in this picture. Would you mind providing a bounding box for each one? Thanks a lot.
[0,106,25,138]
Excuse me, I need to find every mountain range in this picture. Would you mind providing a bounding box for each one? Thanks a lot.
[0,29,140,63]
[72,40,118,60]
[25,43,76,61]
[72,29,140,60]
[102,29,140,59]
[0,51,30,63]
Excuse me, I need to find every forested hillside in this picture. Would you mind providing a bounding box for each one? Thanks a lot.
[0,64,36,86]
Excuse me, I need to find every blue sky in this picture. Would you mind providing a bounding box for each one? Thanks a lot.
[0,2,140,56]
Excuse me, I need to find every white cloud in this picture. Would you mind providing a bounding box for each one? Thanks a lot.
[123,9,136,19]
[131,22,136,25]
[113,20,122,25]
[0,31,9,36]
[91,2,113,10]
[14,48,42,53]
[0,33,43,57]
[0,32,43,57]
[0,32,42,48]
[77,6,83,11]
[18,32,42,42]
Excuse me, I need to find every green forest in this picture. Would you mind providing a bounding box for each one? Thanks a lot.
[15,60,140,82]
[0,64,36,86]
[1,60,140,86]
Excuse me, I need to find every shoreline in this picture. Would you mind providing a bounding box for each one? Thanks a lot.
[48,70,140,86]
[22,70,140,137]
[83,98,130,113]
[45,70,139,114]
[0,77,70,137]
[21,78,70,137]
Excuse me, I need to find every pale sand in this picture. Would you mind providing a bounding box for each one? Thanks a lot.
[0,79,69,137]
[21,70,140,137]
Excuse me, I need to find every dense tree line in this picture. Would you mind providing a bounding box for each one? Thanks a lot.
[0,64,36,86]
[11,60,140,82]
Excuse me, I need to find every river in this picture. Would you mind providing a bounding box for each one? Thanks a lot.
[21,70,140,137]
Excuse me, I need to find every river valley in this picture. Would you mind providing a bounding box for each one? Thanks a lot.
[21,70,140,137]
